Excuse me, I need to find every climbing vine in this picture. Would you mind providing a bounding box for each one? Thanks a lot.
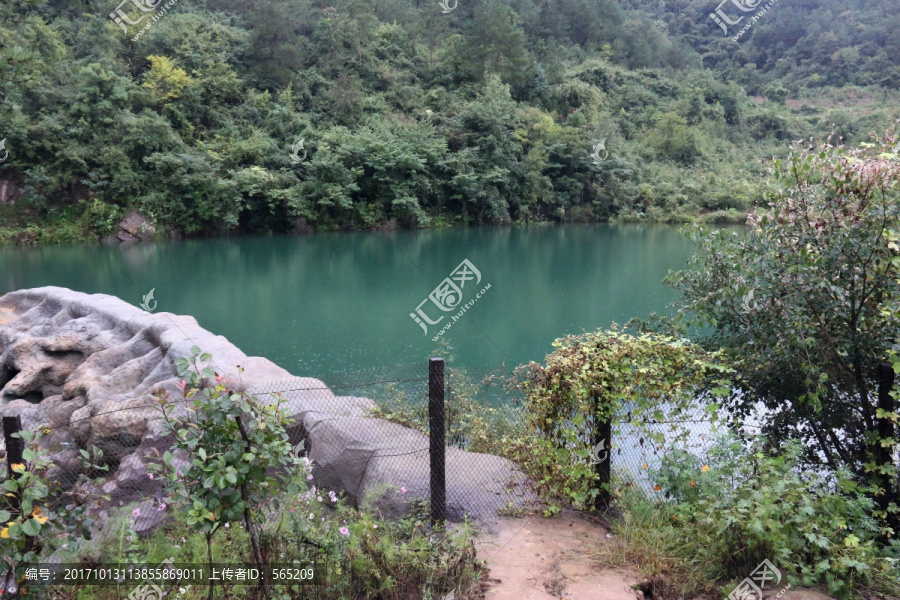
[514,328,731,514]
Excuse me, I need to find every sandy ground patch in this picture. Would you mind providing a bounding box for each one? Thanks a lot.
[474,510,641,600]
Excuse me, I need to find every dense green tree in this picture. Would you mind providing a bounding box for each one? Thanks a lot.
[668,138,900,523]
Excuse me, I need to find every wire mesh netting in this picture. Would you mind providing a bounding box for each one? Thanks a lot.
[1,361,733,540]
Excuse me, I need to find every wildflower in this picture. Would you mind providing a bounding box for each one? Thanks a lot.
[328,490,338,503]
[225,523,230,528]
[690,480,695,487]
[0,522,11,539]
[701,465,710,472]
[653,485,661,491]
[400,487,407,494]
[307,474,314,480]
[148,474,154,480]
[132,508,141,518]
[157,503,166,512]
[339,527,349,536]
[641,464,648,470]
[373,524,378,529]
[317,496,322,502]
[309,513,314,520]
[32,508,49,525]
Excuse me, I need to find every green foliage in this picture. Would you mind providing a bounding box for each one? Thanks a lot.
[142,55,191,105]
[39,456,479,599]
[667,135,900,528]
[150,345,300,584]
[513,327,730,514]
[647,112,701,164]
[602,439,900,599]
[0,427,107,593]
[3,0,899,242]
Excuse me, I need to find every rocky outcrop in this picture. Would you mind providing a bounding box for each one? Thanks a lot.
[0,287,533,528]
[0,286,311,493]
[101,210,156,244]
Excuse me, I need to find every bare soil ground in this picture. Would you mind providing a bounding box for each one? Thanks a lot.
[473,510,641,600]
[473,511,838,600]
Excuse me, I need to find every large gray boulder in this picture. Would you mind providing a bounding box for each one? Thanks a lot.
[0,287,534,528]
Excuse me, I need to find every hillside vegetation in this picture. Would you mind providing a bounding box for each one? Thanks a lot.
[0,0,898,242]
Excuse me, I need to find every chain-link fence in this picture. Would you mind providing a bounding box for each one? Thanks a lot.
[1,359,738,538]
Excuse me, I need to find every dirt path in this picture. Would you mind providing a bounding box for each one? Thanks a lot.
[473,511,838,600]
[474,511,641,600]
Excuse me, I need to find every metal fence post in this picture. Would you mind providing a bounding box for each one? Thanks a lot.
[3,416,24,514]
[593,399,612,511]
[877,362,897,518]
[429,357,447,528]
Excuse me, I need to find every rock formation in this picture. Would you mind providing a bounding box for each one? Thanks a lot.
[0,287,532,530]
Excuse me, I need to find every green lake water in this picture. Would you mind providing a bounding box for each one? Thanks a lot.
[0,224,699,383]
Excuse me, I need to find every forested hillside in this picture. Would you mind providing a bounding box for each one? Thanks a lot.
[0,0,898,242]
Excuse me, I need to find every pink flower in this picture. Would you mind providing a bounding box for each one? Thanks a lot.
[148,474,154,480]
[373,524,378,529]
[317,496,322,502]
[339,527,349,536]
[400,487,407,494]
[328,491,338,503]
[157,503,166,512]
[224,523,230,528]
[306,474,314,480]
[132,508,141,517]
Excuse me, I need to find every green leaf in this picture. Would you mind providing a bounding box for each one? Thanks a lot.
[21,518,41,536]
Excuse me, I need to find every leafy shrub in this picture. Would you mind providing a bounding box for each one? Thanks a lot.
[0,427,107,595]
[604,437,900,599]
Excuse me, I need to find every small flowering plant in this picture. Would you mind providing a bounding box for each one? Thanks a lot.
[0,427,107,593]
[150,346,302,582]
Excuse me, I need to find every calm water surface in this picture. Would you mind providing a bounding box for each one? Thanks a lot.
[0,224,698,381]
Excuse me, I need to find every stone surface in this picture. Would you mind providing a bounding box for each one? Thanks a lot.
[0,286,297,506]
[267,388,537,523]
[118,210,156,240]
[0,286,534,530]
